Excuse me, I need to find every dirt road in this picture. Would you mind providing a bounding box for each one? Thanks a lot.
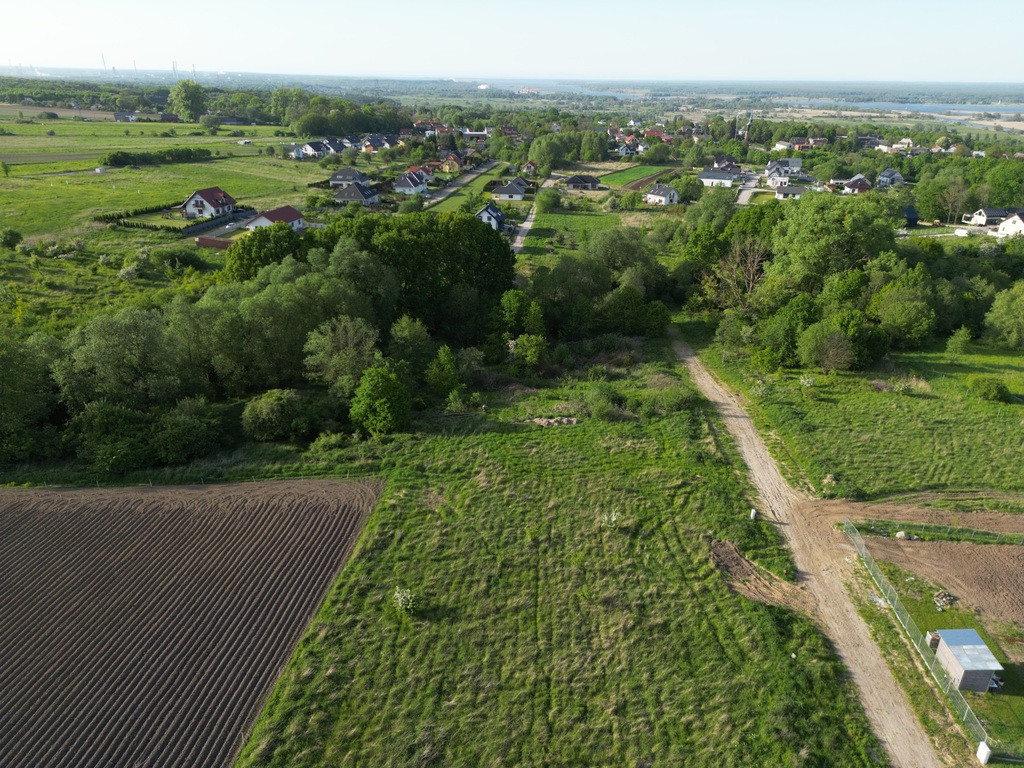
[672,330,942,768]
[511,176,558,253]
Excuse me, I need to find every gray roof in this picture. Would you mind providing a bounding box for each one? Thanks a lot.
[330,167,369,182]
[493,181,526,195]
[334,182,377,202]
[647,184,676,197]
[564,175,600,186]
[776,185,807,196]
[476,202,506,223]
[394,172,426,189]
[937,630,1003,672]
[698,170,738,180]
[879,168,903,179]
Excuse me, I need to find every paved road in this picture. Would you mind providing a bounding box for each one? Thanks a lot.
[511,176,558,253]
[735,172,762,206]
[671,328,943,768]
[423,160,498,208]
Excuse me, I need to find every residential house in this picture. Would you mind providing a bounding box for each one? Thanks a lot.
[362,134,387,153]
[961,207,1023,226]
[522,160,538,175]
[773,140,793,151]
[713,155,737,169]
[322,137,348,154]
[508,175,530,190]
[808,137,829,147]
[499,126,519,139]
[408,165,435,183]
[789,137,810,151]
[564,175,601,191]
[896,138,914,149]
[159,113,180,123]
[716,161,741,175]
[440,151,465,174]
[996,212,1024,238]
[843,174,873,195]
[476,202,506,231]
[766,168,790,188]
[616,144,639,158]
[644,184,679,206]
[334,182,379,206]
[492,180,527,201]
[697,169,738,188]
[765,158,802,176]
[114,112,136,123]
[300,141,329,159]
[179,187,236,219]
[550,122,561,133]
[644,129,668,142]
[877,168,905,188]
[394,171,429,195]
[243,205,305,231]
[329,167,371,189]
[341,135,362,149]
[775,185,807,200]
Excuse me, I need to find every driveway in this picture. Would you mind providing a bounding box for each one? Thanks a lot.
[511,176,558,253]
[423,160,498,208]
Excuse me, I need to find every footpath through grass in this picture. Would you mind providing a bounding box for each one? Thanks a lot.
[236,361,882,768]
[698,341,1024,500]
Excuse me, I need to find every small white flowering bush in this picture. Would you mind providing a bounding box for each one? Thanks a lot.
[393,587,416,615]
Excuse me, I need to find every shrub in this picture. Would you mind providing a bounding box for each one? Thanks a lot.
[242,389,321,442]
[150,397,223,464]
[967,375,1011,403]
[0,229,23,249]
[349,361,412,437]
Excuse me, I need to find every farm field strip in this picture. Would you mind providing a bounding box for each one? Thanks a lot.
[0,479,380,768]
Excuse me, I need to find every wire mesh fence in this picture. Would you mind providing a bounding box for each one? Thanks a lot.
[842,519,1024,759]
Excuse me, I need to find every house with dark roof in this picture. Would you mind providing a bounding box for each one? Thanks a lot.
[842,174,873,195]
[300,141,329,159]
[322,137,348,154]
[243,205,305,231]
[179,187,237,219]
[775,185,807,200]
[765,158,802,176]
[996,212,1024,238]
[440,151,465,174]
[508,175,531,190]
[492,180,527,201]
[334,182,379,206]
[329,167,371,189]
[877,168,905,188]
[394,171,428,195]
[362,134,387,153]
[697,169,739,188]
[713,155,737,169]
[476,202,506,231]
[564,175,601,190]
[962,207,1024,226]
[644,184,679,206]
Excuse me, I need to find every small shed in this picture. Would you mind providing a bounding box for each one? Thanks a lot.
[931,629,1002,693]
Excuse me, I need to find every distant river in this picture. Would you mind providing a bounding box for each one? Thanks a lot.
[780,99,1024,115]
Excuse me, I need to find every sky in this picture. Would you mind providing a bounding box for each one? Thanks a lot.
[7,0,1023,83]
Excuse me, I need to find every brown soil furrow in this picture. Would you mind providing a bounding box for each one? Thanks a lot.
[0,478,381,768]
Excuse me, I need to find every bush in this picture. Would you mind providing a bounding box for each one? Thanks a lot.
[0,229,23,249]
[967,375,1011,403]
[349,361,412,437]
[150,397,223,464]
[242,389,322,442]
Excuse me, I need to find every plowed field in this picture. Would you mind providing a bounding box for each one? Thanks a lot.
[0,479,381,768]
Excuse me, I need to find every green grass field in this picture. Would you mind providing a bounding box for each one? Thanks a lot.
[519,210,622,270]
[429,163,508,213]
[598,165,672,188]
[699,343,1024,500]
[234,360,882,768]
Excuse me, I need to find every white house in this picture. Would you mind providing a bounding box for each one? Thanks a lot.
[843,174,873,195]
[476,202,506,231]
[996,212,1024,238]
[765,158,802,177]
[877,168,905,188]
[243,205,304,231]
[962,207,1023,226]
[393,171,428,195]
[644,184,679,206]
[697,170,738,188]
[329,167,370,189]
[773,140,793,151]
[334,182,379,206]
[766,169,790,188]
[492,180,527,201]
[300,141,328,159]
[775,185,806,200]
[179,187,236,219]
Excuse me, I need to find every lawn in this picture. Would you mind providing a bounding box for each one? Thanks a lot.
[698,342,1024,500]
[429,162,507,213]
[234,360,883,768]
[875,560,1024,748]
[519,209,622,270]
[598,165,673,188]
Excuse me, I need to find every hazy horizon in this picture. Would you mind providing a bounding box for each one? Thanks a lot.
[7,0,1022,84]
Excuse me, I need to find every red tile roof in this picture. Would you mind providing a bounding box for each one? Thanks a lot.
[256,205,302,224]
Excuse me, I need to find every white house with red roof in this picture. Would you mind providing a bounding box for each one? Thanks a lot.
[242,205,304,231]
[180,187,236,219]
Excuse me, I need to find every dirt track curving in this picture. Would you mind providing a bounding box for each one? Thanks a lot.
[672,330,942,768]
[0,478,381,768]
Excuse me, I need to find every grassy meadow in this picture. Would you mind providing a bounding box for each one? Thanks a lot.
[699,342,1024,500]
[429,162,508,213]
[234,359,883,768]
[519,210,623,270]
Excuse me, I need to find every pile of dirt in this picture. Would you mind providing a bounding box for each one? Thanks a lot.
[710,540,809,614]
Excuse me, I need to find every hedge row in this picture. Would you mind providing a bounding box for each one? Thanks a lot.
[94,202,183,222]
[100,147,213,167]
